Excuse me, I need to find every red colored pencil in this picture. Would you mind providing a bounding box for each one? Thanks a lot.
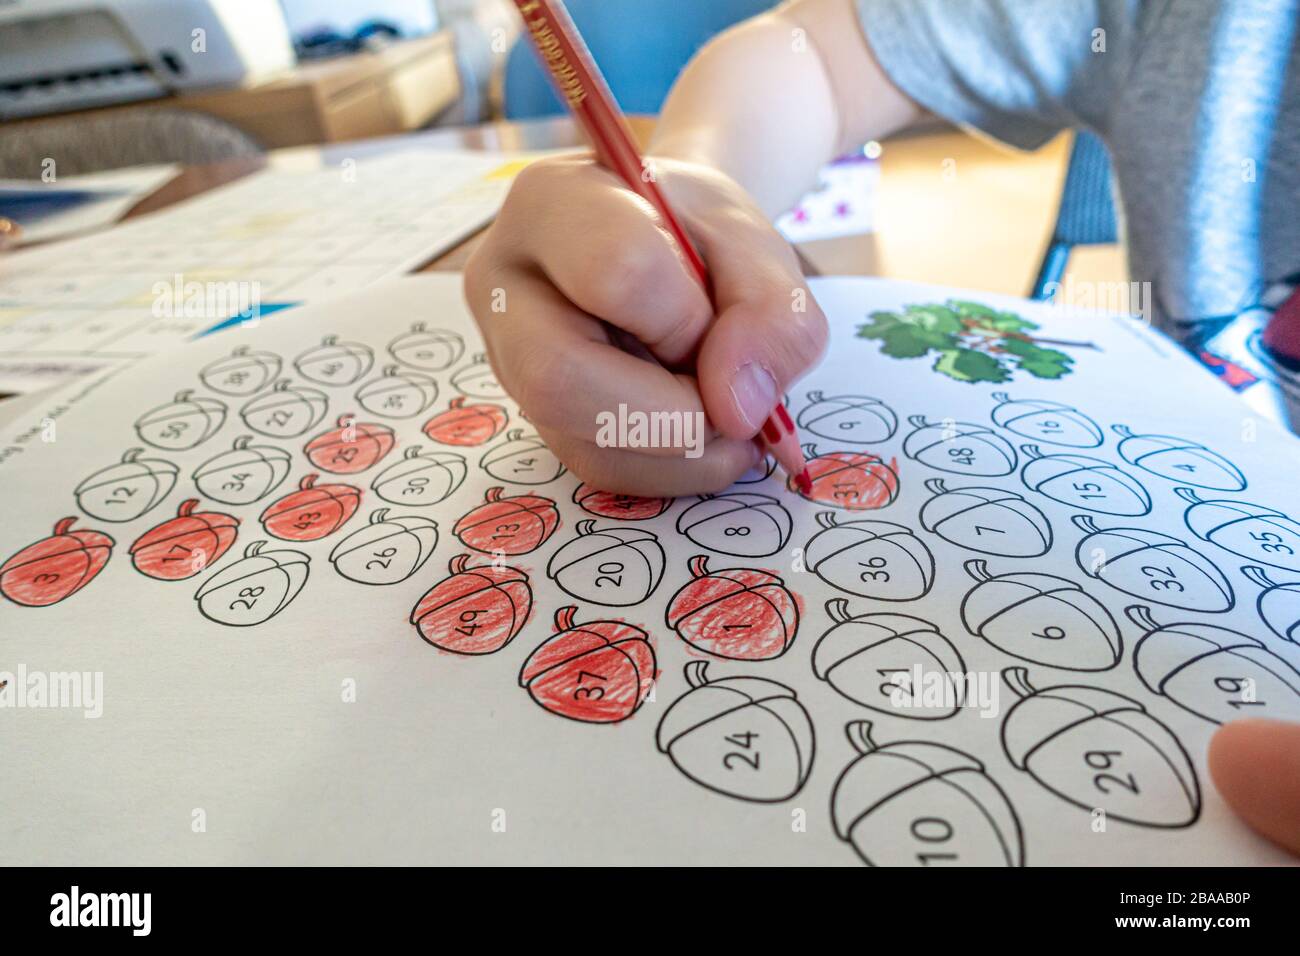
[511,0,812,493]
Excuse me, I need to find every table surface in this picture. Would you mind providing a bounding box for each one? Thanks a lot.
[126,115,1126,296]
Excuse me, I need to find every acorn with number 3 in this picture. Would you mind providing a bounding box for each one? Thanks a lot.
[656,661,814,803]
[1,517,114,607]
[831,720,1024,866]
[519,607,656,723]
[1000,667,1201,828]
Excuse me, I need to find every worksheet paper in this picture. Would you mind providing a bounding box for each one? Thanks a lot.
[2,274,1298,866]
[0,163,180,246]
[0,150,528,394]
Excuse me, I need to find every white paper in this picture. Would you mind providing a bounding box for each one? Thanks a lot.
[1,274,1298,866]
[0,150,531,394]
[1,164,181,246]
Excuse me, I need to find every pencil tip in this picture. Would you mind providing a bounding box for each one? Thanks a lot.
[794,469,813,495]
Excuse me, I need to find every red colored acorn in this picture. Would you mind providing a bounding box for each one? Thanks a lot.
[304,414,395,475]
[260,473,361,541]
[453,486,559,555]
[1,517,114,607]
[665,555,800,660]
[519,606,657,723]
[573,482,673,521]
[421,397,508,447]
[791,443,900,510]
[129,499,240,581]
[411,553,532,654]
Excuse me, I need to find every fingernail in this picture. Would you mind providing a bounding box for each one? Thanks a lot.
[729,363,778,432]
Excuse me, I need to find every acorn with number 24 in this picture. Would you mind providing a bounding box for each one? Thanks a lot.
[656,661,814,803]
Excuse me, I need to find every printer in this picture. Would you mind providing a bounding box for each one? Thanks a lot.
[0,0,297,120]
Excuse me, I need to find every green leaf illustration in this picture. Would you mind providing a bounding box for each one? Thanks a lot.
[933,348,1012,383]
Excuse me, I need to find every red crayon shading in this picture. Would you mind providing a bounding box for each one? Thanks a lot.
[1,517,114,607]
[665,555,799,661]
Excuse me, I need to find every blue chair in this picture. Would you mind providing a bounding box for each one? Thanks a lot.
[503,0,777,119]
[1031,130,1119,299]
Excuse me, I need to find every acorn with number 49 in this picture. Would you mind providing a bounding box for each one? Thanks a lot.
[831,721,1024,866]
[960,560,1122,671]
[411,553,532,654]
[656,661,814,803]
[813,600,966,719]
[519,607,657,723]
[1000,667,1201,828]
[1129,604,1300,725]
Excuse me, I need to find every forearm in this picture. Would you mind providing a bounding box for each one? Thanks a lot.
[649,0,921,219]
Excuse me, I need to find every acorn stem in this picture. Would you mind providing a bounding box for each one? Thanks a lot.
[1020,443,1042,459]
[924,478,947,495]
[815,511,838,530]
[908,414,928,428]
[845,720,878,755]
[991,391,1010,403]
[1240,565,1276,590]
[684,660,711,688]
[1124,604,1161,634]
[1111,424,1134,438]
[687,555,711,579]
[1071,514,1101,534]
[964,559,992,583]
[825,598,853,624]
[554,606,578,632]
[1001,666,1036,699]
[1173,487,1201,504]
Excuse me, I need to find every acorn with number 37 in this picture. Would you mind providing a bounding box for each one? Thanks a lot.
[656,661,814,803]
[1000,667,1201,828]
[831,720,1024,866]
[1129,605,1300,725]
[519,607,656,723]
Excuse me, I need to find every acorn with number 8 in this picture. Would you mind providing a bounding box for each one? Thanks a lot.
[1129,604,1300,725]
[960,559,1121,671]
[804,512,934,601]
[519,607,656,723]
[675,493,791,557]
[999,667,1201,828]
[410,553,532,654]
[665,555,798,660]
[388,323,465,371]
[831,720,1024,866]
[329,508,438,585]
[656,661,814,803]
[814,601,966,719]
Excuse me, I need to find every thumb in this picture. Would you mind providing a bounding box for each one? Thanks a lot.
[692,234,828,440]
[1208,718,1300,857]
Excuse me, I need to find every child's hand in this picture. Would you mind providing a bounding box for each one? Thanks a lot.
[463,155,827,496]
[1210,718,1300,857]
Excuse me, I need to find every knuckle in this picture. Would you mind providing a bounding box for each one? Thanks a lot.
[582,243,662,319]
[506,346,570,427]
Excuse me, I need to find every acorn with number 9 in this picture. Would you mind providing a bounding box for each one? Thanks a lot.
[804,512,934,601]
[656,661,814,803]
[410,553,532,654]
[797,391,898,444]
[547,519,665,607]
[329,508,438,585]
[676,493,791,557]
[960,559,1122,671]
[813,600,966,719]
[1000,667,1201,828]
[1129,604,1300,725]
[665,555,799,660]
[519,607,657,723]
[831,720,1024,866]
[388,322,465,371]
[1177,487,1300,574]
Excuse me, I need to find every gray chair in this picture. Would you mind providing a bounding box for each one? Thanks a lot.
[0,109,263,179]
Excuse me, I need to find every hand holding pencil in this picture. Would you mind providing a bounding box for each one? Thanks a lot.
[461,1,826,496]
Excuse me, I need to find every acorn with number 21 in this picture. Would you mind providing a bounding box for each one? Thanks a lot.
[519,606,657,723]
[656,661,814,803]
